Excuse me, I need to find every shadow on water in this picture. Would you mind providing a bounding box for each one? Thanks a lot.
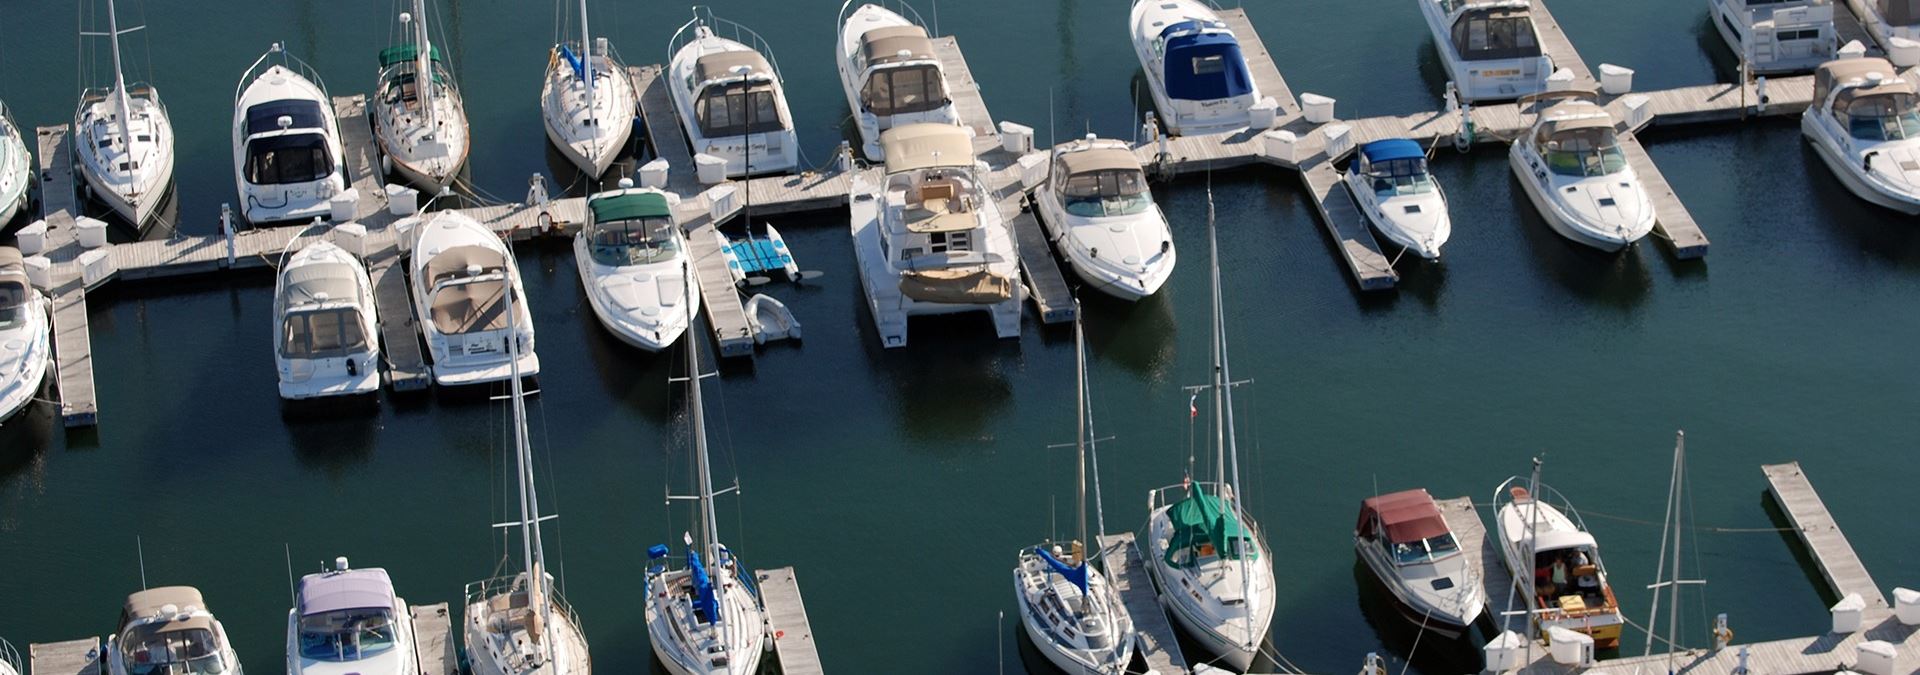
[1392,256,1450,312]
[1695,13,1742,83]
[868,314,1016,447]
[1082,290,1178,384]
[1761,488,1840,607]
[1799,144,1920,270]
[1506,176,1655,310]
[1350,559,1484,674]
[0,395,57,484]
[284,406,381,476]
[1417,36,1451,105]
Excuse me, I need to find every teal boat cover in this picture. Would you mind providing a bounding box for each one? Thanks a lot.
[590,192,672,223]
[379,44,444,68]
[1165,488,1255,567]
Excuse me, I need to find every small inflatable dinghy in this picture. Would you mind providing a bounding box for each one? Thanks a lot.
[745,293,801,344]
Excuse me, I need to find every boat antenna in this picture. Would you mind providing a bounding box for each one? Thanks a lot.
[284,543,297,606]
[135,535,147,590]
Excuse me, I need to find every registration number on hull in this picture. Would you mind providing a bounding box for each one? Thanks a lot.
[1473,68,1522,77]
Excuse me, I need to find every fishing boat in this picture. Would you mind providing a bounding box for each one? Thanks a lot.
[1801,57,1920,213]
[1493,466,1625,649]
[1128,0,1263,136]
[1346,139,1452,260]
[1707,0,1835,74]
[0,102,28,228]
[1142,190,1275,671]
[849,123,1022,348]
[1509,93,1655,251]
[1353,488,1485,638]
[287,557,419,675]
[106,587,245,675]
[1014,316,1135,674]
[541,0,635,177]
[232,43,347,226]
[574,183,698,351]
[1417,0,1554,102]
[0,637,19,675]
[1033,135,1175,300]
[408,211,539,385]
[274,235,380,400]
[373,0,471,193]
[0,248,51,424]
[463,278,591,675]
[74,0,175,228]
[667,7,799,178]
[644,272,768,675]
[745,293,800,344]
[835,0,963,161]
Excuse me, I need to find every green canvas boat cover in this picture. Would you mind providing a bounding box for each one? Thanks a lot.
[1165,488,1255,566]
[379,44,445,68]
[590,192,672,223]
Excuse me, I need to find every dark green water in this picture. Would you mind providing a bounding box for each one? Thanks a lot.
[1,1,1917,673]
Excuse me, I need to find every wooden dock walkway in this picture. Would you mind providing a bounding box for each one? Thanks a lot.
[409,602,457,675]
[1299,162,1399,291]
[1435,496,1524,633]
[27,638,99,675]
[1097,532,1190,675]
[630,65,702,197]
[1764,461,1890,611]
[756,566,825,675]
[1008,206,1078,324]
[1527,0,1597,89]
[1218,8,1298,115]
[368,247,431,392]
[1619,131,1710,259]
[929,36,1000,142]
[35,126,98,428]
[334,94,390,220]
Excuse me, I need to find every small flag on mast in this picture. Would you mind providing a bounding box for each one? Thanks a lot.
[1188,392,1199,419]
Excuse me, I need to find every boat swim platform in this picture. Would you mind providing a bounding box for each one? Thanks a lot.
[756,566,826,675]
[1096,532,1191,675]
[409,602,458,675]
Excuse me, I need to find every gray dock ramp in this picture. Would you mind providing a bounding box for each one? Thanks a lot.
[1619,131,1710,259]
[1097,532,1189,675]
[1765,461,1889,611]
[29,638,100,675]
[333,95,390,220]
[1008,207,1077,324]
[369,250,431,392]
[1218,8,1298,113]
[35,126,98,427]
[409,602,458,675]
[756,566,825,675]
[1299,162,1398,291]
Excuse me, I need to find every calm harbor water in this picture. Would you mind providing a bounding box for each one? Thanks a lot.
[1,1,1917,673]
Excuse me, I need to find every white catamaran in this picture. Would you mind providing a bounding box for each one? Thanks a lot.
[374,0,471,193]
[75,0,175,229]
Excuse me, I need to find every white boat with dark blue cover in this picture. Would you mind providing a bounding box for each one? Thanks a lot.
[408,212,539,385]
[542,0,635,177]
[1509,95,1655,251]
[1346,139,1452,260]
[274,238,381,400]
[1354,488,1485,639]
[667,8,799,178]
[287,558,419,675]
[75,0,175,228]
[574,185,698,351]
[1129,0,1263,136]
[1034,136,1176,300]
[107,587,244,675]
[1802,57,1920,213]
[1418,0,1553,102]
[835,1,963,161]
[1707,0,1835,74]
[0,248,51,424]
[233,44,347,226]
[0,103,28,228]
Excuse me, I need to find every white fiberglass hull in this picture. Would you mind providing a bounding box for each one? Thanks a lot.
[1033,191,1176,301]
[541,48,635,178]
[1129,0,1261,136]
[1144,501,1275,672]
[1417,0,1552,102]
[1508,147,1654,252]
[848,176,1023,348]
[233,63,347,225]
[0,115,27,227]
[573,254,699,352]
[1014,549,1135,675]
[1802,113,1920,214]
[643,565,765,675]
[1707,0,1834,74]
[0,294,51,423]
[75,93,176,228]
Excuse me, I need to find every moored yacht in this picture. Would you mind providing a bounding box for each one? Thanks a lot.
[541,0,635,177]
[849,123,1022,348]
[574,183,698,351]
[287,557,419,675]
[1347,139,1452,260]
[1802,57,1920,212]
[668,8,799,177]
[1493,470,1625,649]
[106,587,244,675]
[408,212,538,386]
[274,236,380,400]
[1509,94,1655,251]
[0,102,27,227]
[0,248,51,423]
[1851,0,1920,54]
[835,1,962,161]
[233,44,347,226]
[1707,0,1835,74]
[75,0,175,228]
[1129,0,1263,136]
[1354,488,1485,638]
[1417,0,1554,102]
[1034,135,1176,300]
[373,0,471,193]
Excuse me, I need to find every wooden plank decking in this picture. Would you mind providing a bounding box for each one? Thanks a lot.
[27,638,100,675]
[334,95,390,220]
[1299,161,1398,291]
[1097,532,1190,675]
[35,126,98,428]
[1219,8,1300,114]
[1529,0,1597,89]
[674,199,759,358]
[630,65,702,197]
[756,566,825,675]
[369,246,431,392]
[1764,461,1890,611]
[1007,204,1076,325]
[409,602,457,675]
[1436,497,1524,633]
[1619,131,1710,259]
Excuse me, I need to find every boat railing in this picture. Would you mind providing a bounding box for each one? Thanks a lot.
[838,0,934,39]
[462,574,587,633]
[234,43,329,106]
[670,7,787,83]
[1,637,22,673]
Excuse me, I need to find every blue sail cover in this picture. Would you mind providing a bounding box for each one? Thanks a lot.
[1035,547,1090,594]
[686,550,719,623]
[1361,139,1425,164]
[559,44,585,81]
[1161,23,1253,102]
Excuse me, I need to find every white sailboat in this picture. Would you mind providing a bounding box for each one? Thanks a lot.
[462,280,592,675]
[287,557,420,675]
[667,7,800,178]
[643,276,767,675]
[1014,315,1136,674]
[75,0,174,228]
[374,0,471,193]
[0,248,51,423]
[1142,189,1276,672]
[0,102,28,228]
[541,0,635,177]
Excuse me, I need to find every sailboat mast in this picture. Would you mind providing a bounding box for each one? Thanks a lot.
[411,0,437,129]
[1082,323,1111,575]
[1666,432,1685,672]
[1209,187,1257,654]
[577,0,596,123]
[1074,317,1088,560]
[1206,192,1227,490]
[104,0,135,143]
[685,272,726,618]
[502,265,555,657]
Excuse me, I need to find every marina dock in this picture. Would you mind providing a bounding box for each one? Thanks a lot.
[1764,461,1891,611]
[27,638,99,675]
[1435,496,1522,629]
[756,566,825,675]
[1097,532,1189,675]
[409,602,458,675]
[35,126,97,428]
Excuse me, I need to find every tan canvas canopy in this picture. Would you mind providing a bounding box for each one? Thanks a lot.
[899,268,1012,304]
[861,25,934,66]
[430,279,510,334]
[1814,57,1914,107]
[1538,101,1613,132]
[278,262,360,308]
[425,245,507,285]
[0,247,26,290]
[694,50,773,84]
[126,587,207,619]
[882,123,973,172]
[1058,147,1142,176]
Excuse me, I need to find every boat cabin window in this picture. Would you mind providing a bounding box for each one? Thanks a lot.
[281,307,368,359]
[1388,532,1460,565]
[1841,92,1920,141]
[586,217,682,266]
[430,279,511,335]
[1541,127,1628,177]
[119,626,224,674]
[1363,158,1437,196]
[696,82,783,137]
[1056,165,1152,217]
[862,65,948,116]
[0,281,26,331]
[296,608,398,662]
[245,134,334,186]
[1451,11,1541,61]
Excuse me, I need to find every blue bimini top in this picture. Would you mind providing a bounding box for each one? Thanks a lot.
[1361,139,1425,164]
[1161,22,1253,102]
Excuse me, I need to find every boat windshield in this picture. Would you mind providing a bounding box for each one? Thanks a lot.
[281,307,369,359]
[1061,169,1152,217]
[0,280,27,331]
[118,626,228,675]
[861,64,948,117]
[586,217,682,266]
[296,608,398,662]
[697,82,783,137]
[245,134,333,185]
[1451,9,1541,61]
[1391,532,1461,565]
[1844,92,1920,141]
[1366,158,1437,196]
[1543,128,1628,177]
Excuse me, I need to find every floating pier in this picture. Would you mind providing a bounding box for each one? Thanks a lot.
[35,127,97,428]
[1096,532,1189,675]
[409,602,458,675]
[27,638,99,675]
[1764,461,1891,612]
[1435,496,1521,628]
[756,566,825,675]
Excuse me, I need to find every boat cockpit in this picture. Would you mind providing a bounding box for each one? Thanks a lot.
[1054,152,1153,218]
[1536,116,1628,177]
[1530,544,1607,613]
[1445,2,1542,63]
[426,246,511,336]
[585,216,683,267]
[857,26,950,117]
[243,100,334,187]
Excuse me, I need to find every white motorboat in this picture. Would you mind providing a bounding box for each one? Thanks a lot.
[1143,190,1274,672]
[287,557,420,675]
[1034,136,1176,300]
[1353,488,1484,638]
[1851,0,1920,54]
[463,283,591,675]
[1509,94,1655,251]
[1707,0,1835,74]
[1014,317,1135,674]
[0,102,28,228]
[1801,57,1920,213]
[835,1,963,161]
[542,0,635,177]
[74,0,175,228]
[644,273,767,675]
[1346,139,1452,260]
[1417,0,1554,102]
[1129,0,1264,136]
[408,211,539,385]
[233,44,347,226]
[106,587,245,675]
[849,123,1022,348]
[667,8,800,177]
[1493,469,1625,650]
[0,637,20,675]
[373,0,471,193]
[0,248,51,424]
[745,293,800,344]
[574,184,698,351]
[274,235,380,400]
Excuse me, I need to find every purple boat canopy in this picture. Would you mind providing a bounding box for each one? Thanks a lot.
[297,568,396,616]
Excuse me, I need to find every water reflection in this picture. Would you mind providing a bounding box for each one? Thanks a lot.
[0,394,56,484]
[1082,290,1177,384]
[871,313,1015,447]
[1799,144,1920,271]
[285,407,380,476]
[1349,559,1484,674]
[1507,176,1655,310]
